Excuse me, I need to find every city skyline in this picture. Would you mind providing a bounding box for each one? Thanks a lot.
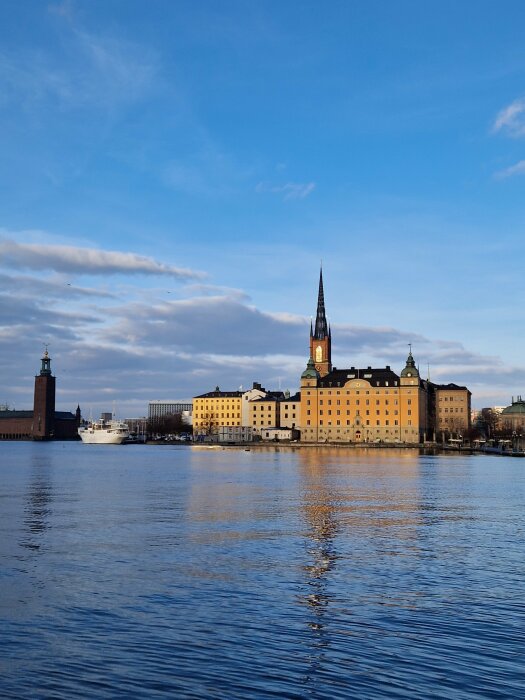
[2,1,525,415]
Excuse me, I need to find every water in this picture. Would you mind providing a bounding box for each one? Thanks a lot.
[1,442,524,699]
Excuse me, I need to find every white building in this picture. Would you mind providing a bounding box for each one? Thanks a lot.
[148,401,193,421]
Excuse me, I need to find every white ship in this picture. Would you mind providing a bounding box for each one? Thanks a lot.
[78,416,130,444]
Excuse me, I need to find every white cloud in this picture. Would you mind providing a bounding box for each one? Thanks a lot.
[0,24,157,111]
[256,181,316,200]
[494,160,525,179]
[493,97,525,137]
[0,237,205,279]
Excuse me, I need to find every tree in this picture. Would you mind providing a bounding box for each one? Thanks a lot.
[147,412,191,438]
[479,408,500,439]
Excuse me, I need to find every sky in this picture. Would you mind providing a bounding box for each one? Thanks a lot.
[1,0,525,416]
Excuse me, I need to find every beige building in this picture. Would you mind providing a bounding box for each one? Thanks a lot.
[435,384,471,437]
[499,397,525,433]
[194,383,286,437]
[279,392,300,429]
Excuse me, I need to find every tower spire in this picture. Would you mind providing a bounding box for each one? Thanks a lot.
[314,267,328,340]
[309,266,332,377]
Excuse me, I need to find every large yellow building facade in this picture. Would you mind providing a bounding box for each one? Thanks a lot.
[299,271,470,444]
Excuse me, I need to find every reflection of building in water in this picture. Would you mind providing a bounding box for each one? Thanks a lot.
[296,449,341,685]
[21,455,53,551]
[298,449,340,610]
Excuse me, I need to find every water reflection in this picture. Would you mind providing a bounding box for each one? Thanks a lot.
[20,450,53,551]
[297,449,340,686]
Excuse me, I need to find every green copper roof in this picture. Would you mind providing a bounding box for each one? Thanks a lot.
[301,358,319,379]
[400,350,419,378]
[502,398,525,415]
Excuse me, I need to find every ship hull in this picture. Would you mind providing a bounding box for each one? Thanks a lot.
[78,429,128,444]
[78,419,129,445]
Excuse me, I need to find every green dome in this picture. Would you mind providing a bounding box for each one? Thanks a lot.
[400,350,419,378]
[301,358,319,380]
[502,398,525,415]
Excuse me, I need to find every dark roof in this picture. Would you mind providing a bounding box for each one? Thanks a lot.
[318,366,401,388]
[433,383,470,392]
[0,410,76,420]
[281,392,301,402]
[55,411,76,420]
[0,410,33,419]
[194,391,243,399]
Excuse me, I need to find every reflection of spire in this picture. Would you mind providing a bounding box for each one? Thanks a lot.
[314,267,328,340]
[297,451,339,687]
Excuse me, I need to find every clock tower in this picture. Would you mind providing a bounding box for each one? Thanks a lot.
[309,268,332,377]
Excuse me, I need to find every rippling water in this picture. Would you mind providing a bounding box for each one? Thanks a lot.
[1,442,524,699]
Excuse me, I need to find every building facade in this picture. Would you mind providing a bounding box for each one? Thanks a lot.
[434,383,472,437]
[499,396,525,433]
[299,270,471,444]
[148,401,192,420]
[193,387,243,436]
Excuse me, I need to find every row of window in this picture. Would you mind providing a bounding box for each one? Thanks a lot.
[306,419,411,427]
[305,389,412,396]
[306,398,411,406]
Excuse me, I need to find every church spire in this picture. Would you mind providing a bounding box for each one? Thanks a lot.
[314,267,329,340]
[309,266,332,377]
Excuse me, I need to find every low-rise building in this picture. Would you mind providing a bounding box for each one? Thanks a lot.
[434,383,471,437]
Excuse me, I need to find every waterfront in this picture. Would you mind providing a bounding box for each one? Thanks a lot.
[1,443,524,699]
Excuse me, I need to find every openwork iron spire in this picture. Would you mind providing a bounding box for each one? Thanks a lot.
[314,267,329,340]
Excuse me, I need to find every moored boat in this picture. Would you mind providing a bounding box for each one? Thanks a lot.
[78,416,129,444]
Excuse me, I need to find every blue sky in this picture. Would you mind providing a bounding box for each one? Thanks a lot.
[2,0,525,415]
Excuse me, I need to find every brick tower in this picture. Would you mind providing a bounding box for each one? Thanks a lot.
[309,267,332,377]
[33,349,56,440]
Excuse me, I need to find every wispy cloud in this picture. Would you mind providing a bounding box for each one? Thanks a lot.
[493,97,525,137]
[256,181,316,200]
[0,238,205,279]
[0,22,158,111]
[494,159,525,179]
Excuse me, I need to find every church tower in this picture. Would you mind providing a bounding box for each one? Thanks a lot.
[33,348,56,440]
[309,268,332,377]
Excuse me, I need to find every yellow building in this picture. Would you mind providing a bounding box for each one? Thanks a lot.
[300,355,427,444]
[299,270,470,444]
[193,387,242,436]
